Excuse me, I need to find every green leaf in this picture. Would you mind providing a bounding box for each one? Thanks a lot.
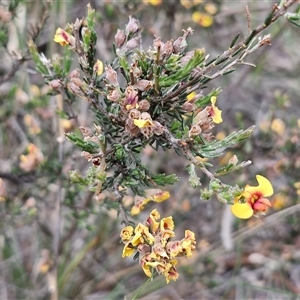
[159,49,206,87]
[66,132,99,153]
[151,173,179,186]
[193,126,255,158]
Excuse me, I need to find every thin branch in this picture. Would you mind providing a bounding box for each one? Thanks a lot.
[159,0,297,102]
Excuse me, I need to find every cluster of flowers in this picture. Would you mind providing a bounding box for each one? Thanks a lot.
[53,15,225,144]
[121,209,196,283]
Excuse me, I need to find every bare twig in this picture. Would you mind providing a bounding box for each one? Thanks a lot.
[159,0,298,103]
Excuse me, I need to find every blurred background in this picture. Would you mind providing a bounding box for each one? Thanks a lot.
[0,0,300,299]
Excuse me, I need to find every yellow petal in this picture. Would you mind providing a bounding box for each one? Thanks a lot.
[133,119,149,128]
[256,175,273,196]
[160,216,174,231]
[245,175,273,197]
[53,28,70,46]
[210,97,223,124]
[187,92,196,102]
[94,59,104,76]
[211,106,222,124]
[153,191,170,202]
[122,242,135,257]
[230,202,253,219]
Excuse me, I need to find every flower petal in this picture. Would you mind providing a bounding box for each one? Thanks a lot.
[245,175,273,197]
[230,202,253,219]
[134,119,152,128]
[256,175,273,197]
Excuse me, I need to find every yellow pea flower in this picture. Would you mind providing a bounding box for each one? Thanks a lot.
[231,175,273,219]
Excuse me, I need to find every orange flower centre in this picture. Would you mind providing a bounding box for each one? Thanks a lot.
[247,191,272,213]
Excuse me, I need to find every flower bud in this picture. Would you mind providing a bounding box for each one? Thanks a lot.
[182,101,196,112]
[173,37,186,54]
[131,62,142,78]
[128,109,141,120]
[71,77,84,87]
[173,27,193,54]
[94,59,103,76]
[125,37,139,51]
[161,40,173,59]
[153,37,163,49]
[137,244,151,255]
[138,100,150,112]
[189,124,202,137]
[140,112,152,120]
[115,29,126,47]
[134,80,153,91]
[105,65,118,86]
[126,16,140,35]
[69,69,81,79]
[107,90,120,102]
[79,126,92,137]
[153,121,165,135]
[48,79,62,90]
[124,86,138,110]
[53,28,75,47]
[125,118,140,136]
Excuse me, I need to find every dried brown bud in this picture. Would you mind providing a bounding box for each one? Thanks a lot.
[126,16,140,35]
[182,101,196,112]
[200,121,214,132]
[193,107,210,125]
[173,37,187,54]
[189,124,202,137]
[125,118,140,136]
[48,79,62,90]
[107,90,121,102]
[67,82,84,97]
[124,86,138,110]
[173,28,193,54]
[130,62,142,78]
[79,126,93,137]
[69,69,81,79]
[71,77,84,87]
[153,37,163,49]
[161,40,173,58]
[105,65,118,86]
[137,244,151,255]
[134,80,153,91]
[140,112,152,120]
[115,29,126,47]
[259,34,271,46]
[128,109,141,119]
[153,121,165,136]
[138,100,150,112]
[140,126,154,139]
